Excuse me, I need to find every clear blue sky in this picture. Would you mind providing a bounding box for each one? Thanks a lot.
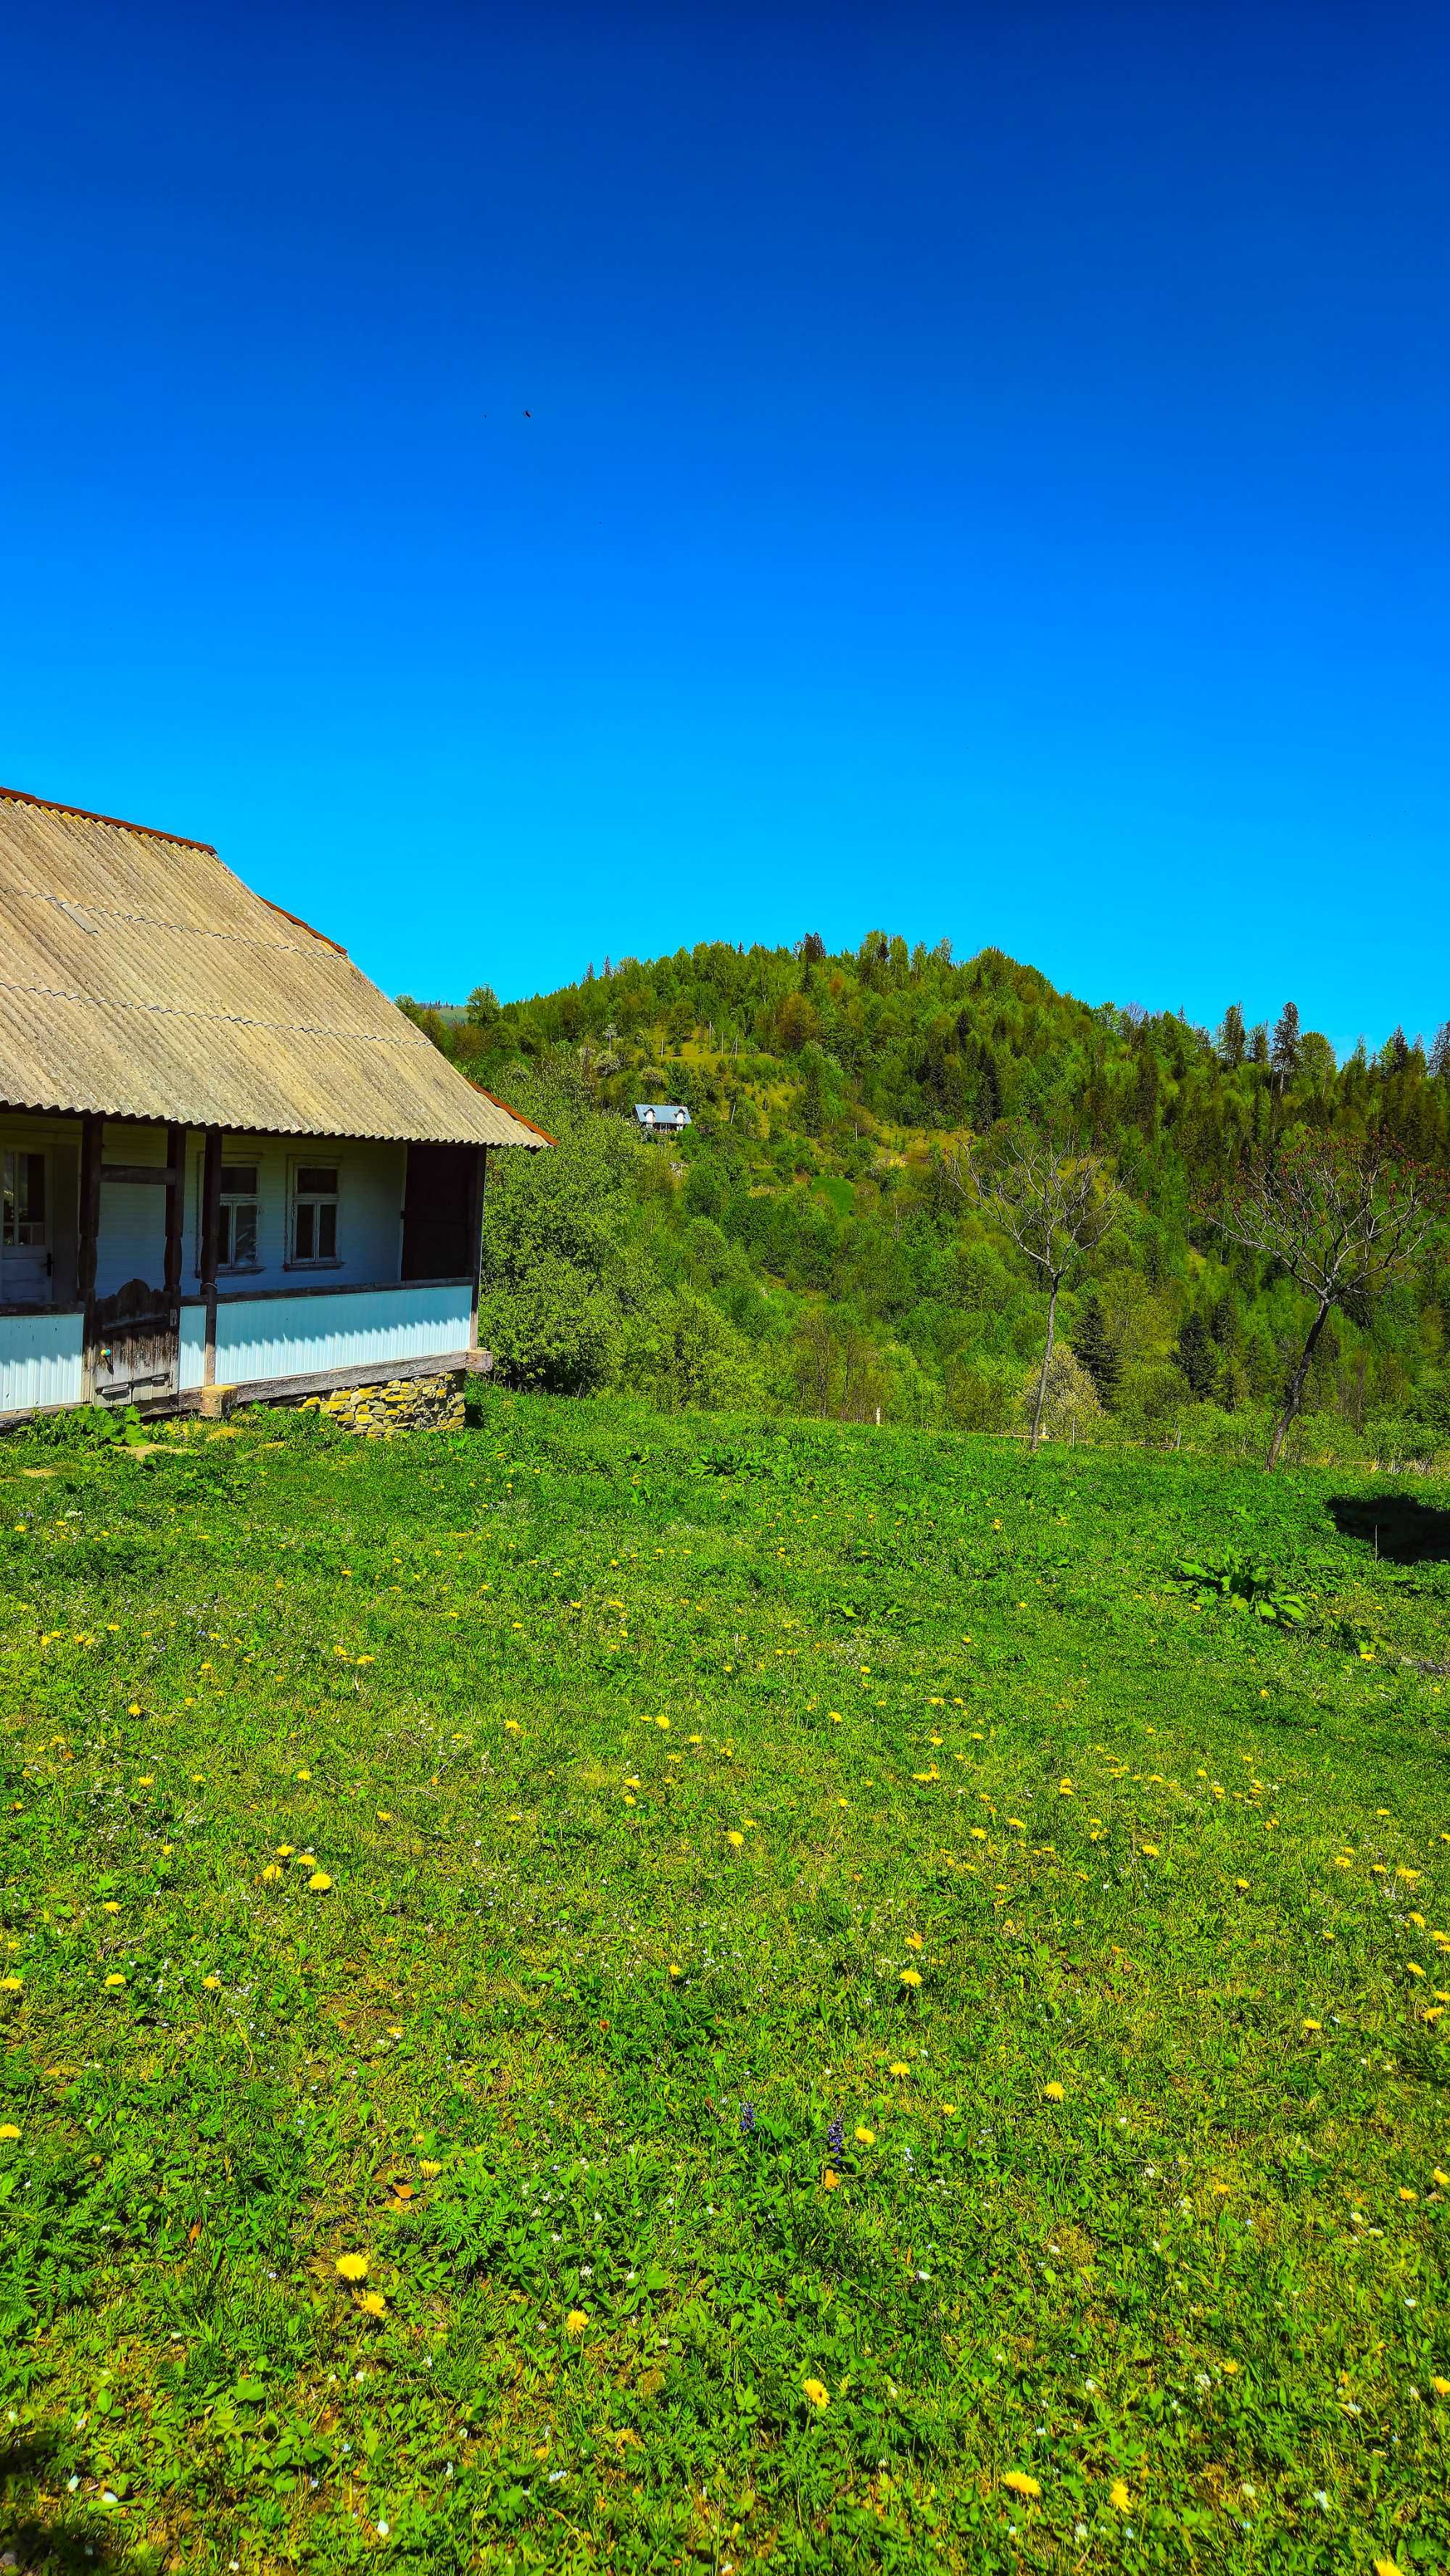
[4,2,1446,1053]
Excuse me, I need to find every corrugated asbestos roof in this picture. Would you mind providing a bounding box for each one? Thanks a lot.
[0,789,547,1147]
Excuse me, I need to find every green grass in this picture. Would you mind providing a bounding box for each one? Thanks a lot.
[1,1398,1449,2575]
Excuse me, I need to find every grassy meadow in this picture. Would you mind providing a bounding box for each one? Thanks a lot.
[1,1399,1449,2573]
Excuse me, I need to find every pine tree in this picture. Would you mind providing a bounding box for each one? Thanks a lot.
[1174,1310,1217,1399]
[1217,1002,1246,1068]
[1431,1021,1450,1078]
[1070,1293,1121,1406]
[1271,1002,1301,1087]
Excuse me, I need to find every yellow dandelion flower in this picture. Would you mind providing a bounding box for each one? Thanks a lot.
[294,1768,311,1781]
[358,2291,387,2318]
[420,2160,442,2179]
[1302,2019,1322,2034]
[889,2061,909,2077]
[377,1809,392,1821]
[940,2100,957,2114]
[727,1831,745,1848]
[905,1932,923,1950]
[0,2123,20,2140]
[1431,2377,1450,2397]
[1375,2561,1402,2576]
[855,2125,875,2145]
[821,2169,839,2190]
[1433,2169,1450,2190]
[275,1845,294,1858]
[202,1974,220,1990]
[1399,2187,1418,2203]
[1002,2471,1040,2499]
[104,1973,126,1989]
[900,1967,921,1987]
[565,2309,588,2336]
[1043,2082,1065,2101]
[1141,1842,1161,1858]
[138,1774,154,1787]
[1109,2477,1132,2513]
[1058,1779,1074,1796]
[335,2253,369,2282]
[0,1975,22,1993]
[261,1864,282,1882]
[309,1871,333,1891]
[802,2376,829,2407]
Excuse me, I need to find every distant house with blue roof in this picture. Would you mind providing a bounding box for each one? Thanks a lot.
[633,1103,691,1139]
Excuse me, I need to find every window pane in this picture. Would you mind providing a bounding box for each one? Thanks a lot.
[221,1165,258,1195]
[232,1204,258,1266]
[318,1202,337,1259]
[297,1166,338,1196]
[21,1154,45,1225]
[1,1152,13,1245]
[218,1205,233,1266]
[295,1203,315,1261]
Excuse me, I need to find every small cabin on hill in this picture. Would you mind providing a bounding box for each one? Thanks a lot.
[633,1102,691,1139]
[0,786,547,1424]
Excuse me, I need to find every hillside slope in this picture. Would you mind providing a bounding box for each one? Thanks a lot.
[403,936,1450,1458]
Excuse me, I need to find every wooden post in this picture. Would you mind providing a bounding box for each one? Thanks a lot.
[466,1146,487,1351]
[200,1128,223,1387]
[164,1123,185,1305]
[78,1112,102,1400]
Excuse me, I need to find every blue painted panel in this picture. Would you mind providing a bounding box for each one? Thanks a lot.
[179,1307,207,1394]
[0,1310,85,1414]
[213,1282,471,1387]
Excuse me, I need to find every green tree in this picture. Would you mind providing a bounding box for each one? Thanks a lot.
[1271,1002,1301,1089]
[1070,1292,1121,1405]
[1173,1309,1217,1399]
[961,1130,1124,1453]
[1206,1139,1443,1467]
[1217,1003,1246,1068]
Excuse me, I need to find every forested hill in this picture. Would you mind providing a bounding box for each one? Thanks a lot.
[400,935,1450,1457]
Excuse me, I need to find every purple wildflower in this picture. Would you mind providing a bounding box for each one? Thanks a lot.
[827,2116,844,2157]
[740,2101,756,2136]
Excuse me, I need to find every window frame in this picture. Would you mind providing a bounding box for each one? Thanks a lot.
[196,1154,264,1278]
[288,1158,342,1270]
[1,1146,50,1255]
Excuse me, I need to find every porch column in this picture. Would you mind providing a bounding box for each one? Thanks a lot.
[78,1111,102,1400]
[200,1127,222,1387]
[164,1123,185,1307]
[467,1145,487,1351]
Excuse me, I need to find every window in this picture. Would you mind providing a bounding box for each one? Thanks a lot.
[291,1163,339,1263]
[218,1163,260,1270]
[1,1150,47,1248]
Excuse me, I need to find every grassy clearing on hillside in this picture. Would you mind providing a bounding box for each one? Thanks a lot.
[1,1400,1449,2575]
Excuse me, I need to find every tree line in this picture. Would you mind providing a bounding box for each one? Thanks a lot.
[401,935,1450,1461]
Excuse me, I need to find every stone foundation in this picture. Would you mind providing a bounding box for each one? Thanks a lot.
[299,1370,467,1437]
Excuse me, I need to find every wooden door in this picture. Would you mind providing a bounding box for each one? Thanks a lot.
[91,1278,179,1406]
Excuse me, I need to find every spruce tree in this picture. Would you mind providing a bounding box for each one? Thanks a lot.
[1174,1309,1217,1399]
[1272,1002,1301,1087]
[1217,1002,1246,1067]
[1071,1293,1121,1405]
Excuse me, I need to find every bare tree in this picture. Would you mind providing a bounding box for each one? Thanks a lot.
[1207,1138,1444,1468]
[952,1129,1124,1453]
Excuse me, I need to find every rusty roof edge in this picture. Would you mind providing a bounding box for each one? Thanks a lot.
[257,896,349,957]
[0,783,217,855]
[470,1081,555,1146]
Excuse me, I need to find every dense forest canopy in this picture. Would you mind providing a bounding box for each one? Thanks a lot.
[400,935,1450,1459]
